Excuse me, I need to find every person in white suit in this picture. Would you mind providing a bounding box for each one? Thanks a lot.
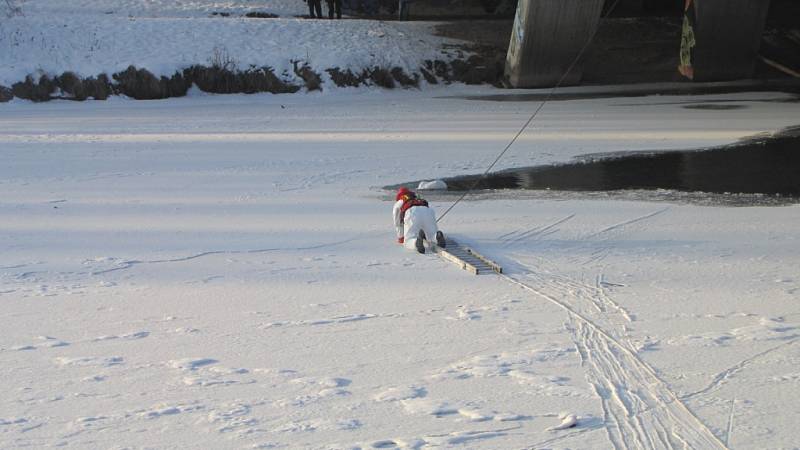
[393,187,445,254]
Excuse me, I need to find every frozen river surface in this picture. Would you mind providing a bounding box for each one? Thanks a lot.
[1,88,800,449]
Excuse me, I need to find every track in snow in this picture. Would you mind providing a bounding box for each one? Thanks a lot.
[570,314,725,449]
[500,214,575,248]
[500,207,728,450]
[565,208,670,267]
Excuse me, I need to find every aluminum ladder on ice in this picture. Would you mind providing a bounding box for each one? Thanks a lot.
[434,238,503,275]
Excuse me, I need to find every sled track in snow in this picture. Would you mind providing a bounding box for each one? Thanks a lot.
[503,272,727,450]
[682,335,800,401]
[523,268,634,327]
[564,208,670,267]
[581,208,670,240]
[501,214,575,248]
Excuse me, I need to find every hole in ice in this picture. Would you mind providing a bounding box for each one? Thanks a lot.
[395,126,800,204]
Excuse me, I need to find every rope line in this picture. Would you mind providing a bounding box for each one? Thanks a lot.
[437,0,622,224]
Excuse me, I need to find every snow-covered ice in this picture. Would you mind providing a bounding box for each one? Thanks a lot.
[2,87,800,448]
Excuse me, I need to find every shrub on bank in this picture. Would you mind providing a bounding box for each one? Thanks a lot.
[12,74,56,102]
[2,59,489,102]
[185,65,300,94]
[390,67,419,88]
[113,66,191,100]
[369,67,395,88]
[0,85,13,102]
[326,67,368,87]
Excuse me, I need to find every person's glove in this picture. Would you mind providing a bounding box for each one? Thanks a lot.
[397,237,404,244]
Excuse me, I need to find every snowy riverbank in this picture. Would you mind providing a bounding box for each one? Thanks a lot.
[1,0,504,102]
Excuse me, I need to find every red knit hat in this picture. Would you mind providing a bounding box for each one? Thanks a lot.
[396,187,411,201]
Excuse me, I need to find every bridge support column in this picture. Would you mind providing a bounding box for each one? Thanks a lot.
[690,0,771,81]
[504,0,604,88]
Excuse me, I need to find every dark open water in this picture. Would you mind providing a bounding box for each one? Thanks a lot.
[438,126,800,199]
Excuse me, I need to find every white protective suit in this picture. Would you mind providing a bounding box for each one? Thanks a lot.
[393,199,439,251]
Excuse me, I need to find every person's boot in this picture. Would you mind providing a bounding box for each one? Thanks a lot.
[416,230,426,254]
[435,231,446,248]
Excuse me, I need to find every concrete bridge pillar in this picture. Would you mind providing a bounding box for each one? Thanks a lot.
[690,0,771,81]
[504,0,605,88]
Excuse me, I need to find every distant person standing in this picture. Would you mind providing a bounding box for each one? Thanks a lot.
[398,0,412,20]
[678,0,695,79]
[308,0,322,18]
[326,0,342,19]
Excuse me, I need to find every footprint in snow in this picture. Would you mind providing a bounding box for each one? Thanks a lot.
[425,429,511,446]
[183,365,252,387]
[274,418,361,434]
[366,438,425,449]
[206,403,258,434]
[336,419,363,430]
[271,375,353,408]
[209,366,249,375]
[12,345,37,351]
[373,385,427,402]
[773,373,800,383]
[425,405,529,423]
[171,327,199,334]
[139,403,204,419]
[400,398,458,417]
[82,374,107,382]
[432,347,575,381]
[290,376,350,388]
[170,359,254,387]
[74,415,109,426]
[261,314,377,328]
[0,418,28,426]
[366,261,390,267]
[54,356,123,367]
[12,336,70,351]
[445,306,488,321]
[670,317,799,346]
[168,358,218,370]
[182,376,241,387]
[291,376,352,397]
[92,331,149,341]
[457,408,493,422]
[252,367,299,377]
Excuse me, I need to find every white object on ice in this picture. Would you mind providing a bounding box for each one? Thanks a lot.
[417,180,447,190]
[546,412,578,431]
